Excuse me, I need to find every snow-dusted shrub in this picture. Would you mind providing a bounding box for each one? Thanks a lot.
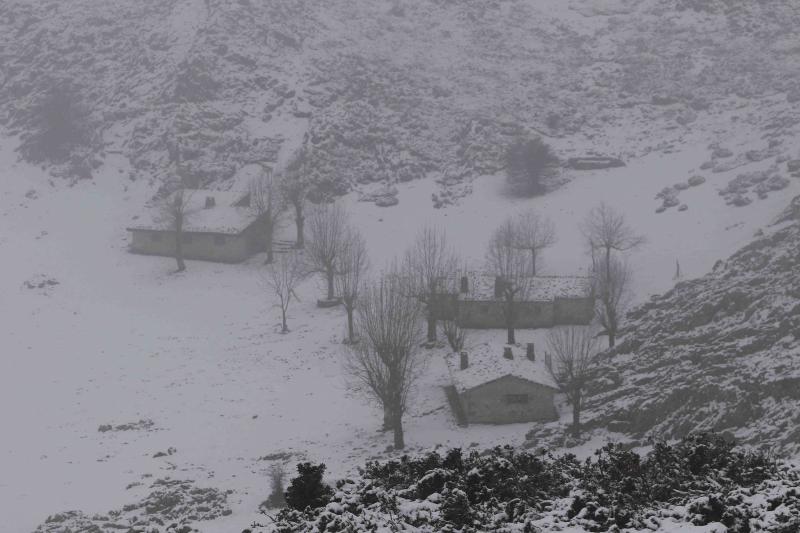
[284,462,334,511]
[256,434,792,533]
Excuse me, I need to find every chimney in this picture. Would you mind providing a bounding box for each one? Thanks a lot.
[503,346,513,360]
[205,196,216,208]
[494,276,505,298]
[459,351,469,370]
[526,343,535,361]
[459,276,469,293]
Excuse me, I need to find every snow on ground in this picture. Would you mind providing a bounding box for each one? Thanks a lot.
[1,130,796,532]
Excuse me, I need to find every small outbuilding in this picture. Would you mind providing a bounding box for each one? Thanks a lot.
[126,189,268,263]
[434,273,595,329]
[444,343,559,425]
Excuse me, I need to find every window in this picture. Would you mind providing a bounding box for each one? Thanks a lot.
[150,232,162,242]
[214,235,226,246]
[181,233,193,244]
[504,394,529,405]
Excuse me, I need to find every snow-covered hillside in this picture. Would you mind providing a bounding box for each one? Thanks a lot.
[2,0,799,203]
[2,0,800,531]
[1,120,797,531]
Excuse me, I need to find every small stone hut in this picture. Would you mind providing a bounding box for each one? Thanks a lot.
[126,189,266,263]
[444,343,559,425]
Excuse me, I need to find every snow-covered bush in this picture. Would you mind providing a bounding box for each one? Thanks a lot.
[253,433,795,532]
[284,462,334,511]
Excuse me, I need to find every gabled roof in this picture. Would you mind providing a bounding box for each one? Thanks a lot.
[441,272,592,302]
[444,343,558,393]
[127,189,258,235]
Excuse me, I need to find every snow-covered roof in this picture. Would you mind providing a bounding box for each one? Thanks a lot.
[444,343,558,393]
[443,273,592,302]
[127,189,258,235]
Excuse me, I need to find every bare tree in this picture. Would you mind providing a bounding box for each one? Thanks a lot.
[344,272,424,449]
[486,220,532,344]
[307,202,349,302]
[158,188,193,272]
[402,225,459,342]
[251,166,285,264]
[335,227,369,344]
[440,319,467,353]
[513,210,556,276]
[593,257,633,348]
[280,147,310,249]
[544,327,600,436]
[580,202,645,272]
[580,203,642,347]
[265,251,306,334]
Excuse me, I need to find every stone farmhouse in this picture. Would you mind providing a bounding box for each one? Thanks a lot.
[444,343,559,425]
[126,189,273,263]
[435,273,595,329]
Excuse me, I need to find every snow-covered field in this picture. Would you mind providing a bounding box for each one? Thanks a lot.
[1,130,797,532]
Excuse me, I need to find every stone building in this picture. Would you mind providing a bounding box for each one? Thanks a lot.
[435,273,595,329]
[126,189,269,263]
[444,343,559,425]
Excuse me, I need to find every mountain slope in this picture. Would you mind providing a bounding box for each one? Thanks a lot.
[2,0,800,202]
[577,199,800,455]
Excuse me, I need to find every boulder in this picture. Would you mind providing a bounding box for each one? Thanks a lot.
[566,156,625,170]
[688,175,706,187]
[375,195,399,207]
[712,147,733,159]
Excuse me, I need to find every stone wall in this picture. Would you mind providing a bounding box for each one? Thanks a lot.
[461,375,557,424]
[129,229,252,263]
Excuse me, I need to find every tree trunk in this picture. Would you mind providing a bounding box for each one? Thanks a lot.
[175,223,186,272]
[281,306,288,333]
[346,306,355,343]
[507,327,515,345]
[426,316,437,343]
[326,269,335,300]
[531,249,537,276]
[383,405,392,431]
[608,330,616,348]
[392,409,405,450]
[294,203,304,249]
[265,221,274,264]
[571,393,582,436]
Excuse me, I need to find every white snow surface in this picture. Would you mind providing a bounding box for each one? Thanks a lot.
[127,188,254,234]
[1,128,798,532]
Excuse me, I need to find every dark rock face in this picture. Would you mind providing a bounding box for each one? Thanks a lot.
[580,201,800,456]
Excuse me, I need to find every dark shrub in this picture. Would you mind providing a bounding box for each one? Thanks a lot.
[504,138,559,197]
[18,81,94,164]
[284,462,334,511]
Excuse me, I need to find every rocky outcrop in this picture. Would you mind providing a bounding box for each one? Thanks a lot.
[575,196,800,456]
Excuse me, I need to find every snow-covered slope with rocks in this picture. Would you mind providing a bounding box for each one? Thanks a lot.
[2,0,800,203]
[537,203,800,457]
